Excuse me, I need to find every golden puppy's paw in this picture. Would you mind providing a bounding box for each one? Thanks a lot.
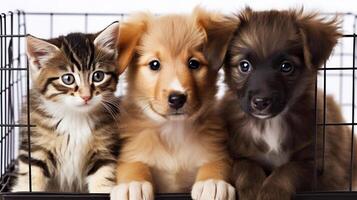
[110,181,154,200]
[191,179,236,200]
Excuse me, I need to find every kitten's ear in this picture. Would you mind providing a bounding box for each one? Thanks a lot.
[94,21,119,56]
[295,10,341,69]
[117,13,151,74]
[26,35,60,76]
[193,6,237,71]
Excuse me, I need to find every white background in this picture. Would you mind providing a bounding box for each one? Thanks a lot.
[3,0,357,14]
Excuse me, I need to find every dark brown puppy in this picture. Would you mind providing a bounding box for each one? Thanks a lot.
[222,8,356,200]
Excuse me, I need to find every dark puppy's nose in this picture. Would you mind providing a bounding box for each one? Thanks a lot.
[251,96,272,111]
[168,93,187,109]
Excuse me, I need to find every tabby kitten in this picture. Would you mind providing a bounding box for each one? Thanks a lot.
[12,22,122,193]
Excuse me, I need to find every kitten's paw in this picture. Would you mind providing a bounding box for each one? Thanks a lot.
[191,179,235,200]
[110,181,154,200]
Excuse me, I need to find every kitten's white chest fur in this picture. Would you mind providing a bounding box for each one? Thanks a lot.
[251,116,290,169]
[43,99,93,191]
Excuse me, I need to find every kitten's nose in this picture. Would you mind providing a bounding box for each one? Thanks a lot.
[81,96,91,103]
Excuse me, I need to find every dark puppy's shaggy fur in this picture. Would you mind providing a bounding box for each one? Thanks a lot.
[222,8,357,200]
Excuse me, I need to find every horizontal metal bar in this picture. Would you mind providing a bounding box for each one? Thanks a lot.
[0,124,35,127]
[2,192,357,200]
[317,122,356,126]
[0,35,27,37]
[342,34,357,37]
[25,12,128,16]
[0,193,191,200]
[0,68,28,70]
[317,67,356,70]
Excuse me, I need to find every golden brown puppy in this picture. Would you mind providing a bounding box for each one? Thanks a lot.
[110,8,236,200]
[222,8,357,200]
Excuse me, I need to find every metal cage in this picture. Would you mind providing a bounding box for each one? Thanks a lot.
[0,10,357,200]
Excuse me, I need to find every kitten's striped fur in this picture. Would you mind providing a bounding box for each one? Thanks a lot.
[13,22,121,193]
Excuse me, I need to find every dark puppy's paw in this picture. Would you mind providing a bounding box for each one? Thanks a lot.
[238,186,261,200]
[257,184,293,200]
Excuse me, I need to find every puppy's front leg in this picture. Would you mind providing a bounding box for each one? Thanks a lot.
[191,159,236,200]
[234,159,266,200]
[257,161,313,200]
[110,161,154,200]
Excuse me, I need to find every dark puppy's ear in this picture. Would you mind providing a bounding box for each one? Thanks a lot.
[193,7,237,71]
[295,10,341,69]
[236,7,253,24]
[117,13,152,74]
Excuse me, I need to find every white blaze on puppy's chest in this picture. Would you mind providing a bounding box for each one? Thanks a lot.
[129,119,213,193]
[251,116,290,169]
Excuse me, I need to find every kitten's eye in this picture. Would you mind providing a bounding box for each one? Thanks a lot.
[61,74,75,85]
[188,58,200,70]
[92,71,105,82]
[149,60,160,71]
[280,61,294,74]
[239,60,252,74]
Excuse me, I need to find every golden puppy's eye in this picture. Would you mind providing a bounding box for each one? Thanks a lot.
[239,60,252,74]
[149,60,160,71]
[188,58,200,70]
[61,74,75,85]
[280,61,294,74]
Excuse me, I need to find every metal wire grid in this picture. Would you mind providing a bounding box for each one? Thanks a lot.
[0,10,356,199]
[0,11,27,193]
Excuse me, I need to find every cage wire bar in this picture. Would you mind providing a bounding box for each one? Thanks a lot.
[0,11,357,200]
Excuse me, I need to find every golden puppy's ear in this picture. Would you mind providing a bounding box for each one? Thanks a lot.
[117,13,152,74]
[296,10,341,68]
[194,7,237,70]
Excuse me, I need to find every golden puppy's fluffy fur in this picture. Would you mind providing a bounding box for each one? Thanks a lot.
[110,8,236,200]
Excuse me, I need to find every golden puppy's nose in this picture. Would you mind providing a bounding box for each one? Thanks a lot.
[168,92,187,109]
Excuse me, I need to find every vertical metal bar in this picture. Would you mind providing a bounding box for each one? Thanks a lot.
[23,11,32,192]
[120,13,124,22]
[0,14,3,182]
[6,11,11,170]
[21,11,26,104]
[350,33,356,191]
[9,11,14,165]
[84,13,88,33]
[16,11,22,168]
[50,13,53,37]
[3,13,8,174]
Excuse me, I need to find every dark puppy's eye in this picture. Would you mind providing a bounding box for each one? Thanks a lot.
[92,71,105,82]
[149,60,160,71]
[239,60,252,74]
[280,61,294,74]
[61,74,75,85]
[188,58,200,70]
